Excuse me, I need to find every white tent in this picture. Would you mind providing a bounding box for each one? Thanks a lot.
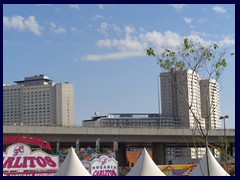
[55,147,91,176]
[189,147,230,176]
[126,148,166,176]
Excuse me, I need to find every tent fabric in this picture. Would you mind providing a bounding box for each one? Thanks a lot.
[189,147,230,176]
[126,148,166,176]
[55,147,91,176]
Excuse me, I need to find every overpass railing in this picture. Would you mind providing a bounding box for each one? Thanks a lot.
[3,123,235,131]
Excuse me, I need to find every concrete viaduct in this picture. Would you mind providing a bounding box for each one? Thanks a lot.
[3,125,235,166]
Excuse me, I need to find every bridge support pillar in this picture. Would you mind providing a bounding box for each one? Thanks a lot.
[152,143,166,165]
[116,143,127,167]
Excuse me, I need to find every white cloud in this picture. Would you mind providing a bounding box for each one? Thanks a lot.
[97,39,112,48]
[82,51,145,62]
[185,34,212,47]
[218,36,235,47]
[3,15,41,36]
[69,4,80,10]
[98,37,145,52]
[213,6,226,14]
[25,16,42,36]
[97,22,108,35]
[3,16,23,30]
[125,26,134,34]
[92,15,104,21]
[190,30,220,40]
[169,4,187,12]
[86,30,183,61]
[190,31,235,47]
[50,22,66,34]
[139,31,182,50]
[83,27,234,62]
[96,22,122,34]
[184,17,192,24]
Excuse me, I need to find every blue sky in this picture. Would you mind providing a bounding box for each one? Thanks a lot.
[3,4,235,128]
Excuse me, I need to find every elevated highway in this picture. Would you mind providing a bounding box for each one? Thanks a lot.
[3,125,235,145]
[3,125,235,165]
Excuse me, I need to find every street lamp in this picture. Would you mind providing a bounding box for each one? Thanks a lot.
[157,74,161,127]
[220,115,229,166]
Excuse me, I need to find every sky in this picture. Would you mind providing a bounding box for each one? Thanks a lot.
[3,4,235,128]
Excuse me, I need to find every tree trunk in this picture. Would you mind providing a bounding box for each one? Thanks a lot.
[205,136,210,176]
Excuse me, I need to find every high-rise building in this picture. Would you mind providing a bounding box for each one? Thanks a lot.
[3,75,74,126]
[160,69,205,129]
[200,79,221,129]
[160,69,222,162]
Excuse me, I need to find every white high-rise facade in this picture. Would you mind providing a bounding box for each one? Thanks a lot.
[200,79,221,129]
[160,69,205,129]
[3,75,74,126]
[161,69,221,163]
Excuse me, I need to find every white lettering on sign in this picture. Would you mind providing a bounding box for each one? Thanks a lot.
[3,143,59,171]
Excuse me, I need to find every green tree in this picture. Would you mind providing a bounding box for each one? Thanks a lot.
[215,136,230,160]
[147,38,231,176]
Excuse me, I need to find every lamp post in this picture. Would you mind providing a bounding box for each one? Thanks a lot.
[220,115,229,168]
[157,74,161,127]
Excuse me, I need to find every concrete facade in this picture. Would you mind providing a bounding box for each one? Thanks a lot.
[160,70,223,162]
[160,69,205,129]
[54,83,75,126]
[3,75,74,126]
[200,79,221,129]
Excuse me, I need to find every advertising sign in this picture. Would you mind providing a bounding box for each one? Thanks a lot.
[4,171,56,176]
[91,155,118,176]
[3,136,52,150]
[3,143,59,171]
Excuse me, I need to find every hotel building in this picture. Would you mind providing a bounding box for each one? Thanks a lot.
[3,75,74,126]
